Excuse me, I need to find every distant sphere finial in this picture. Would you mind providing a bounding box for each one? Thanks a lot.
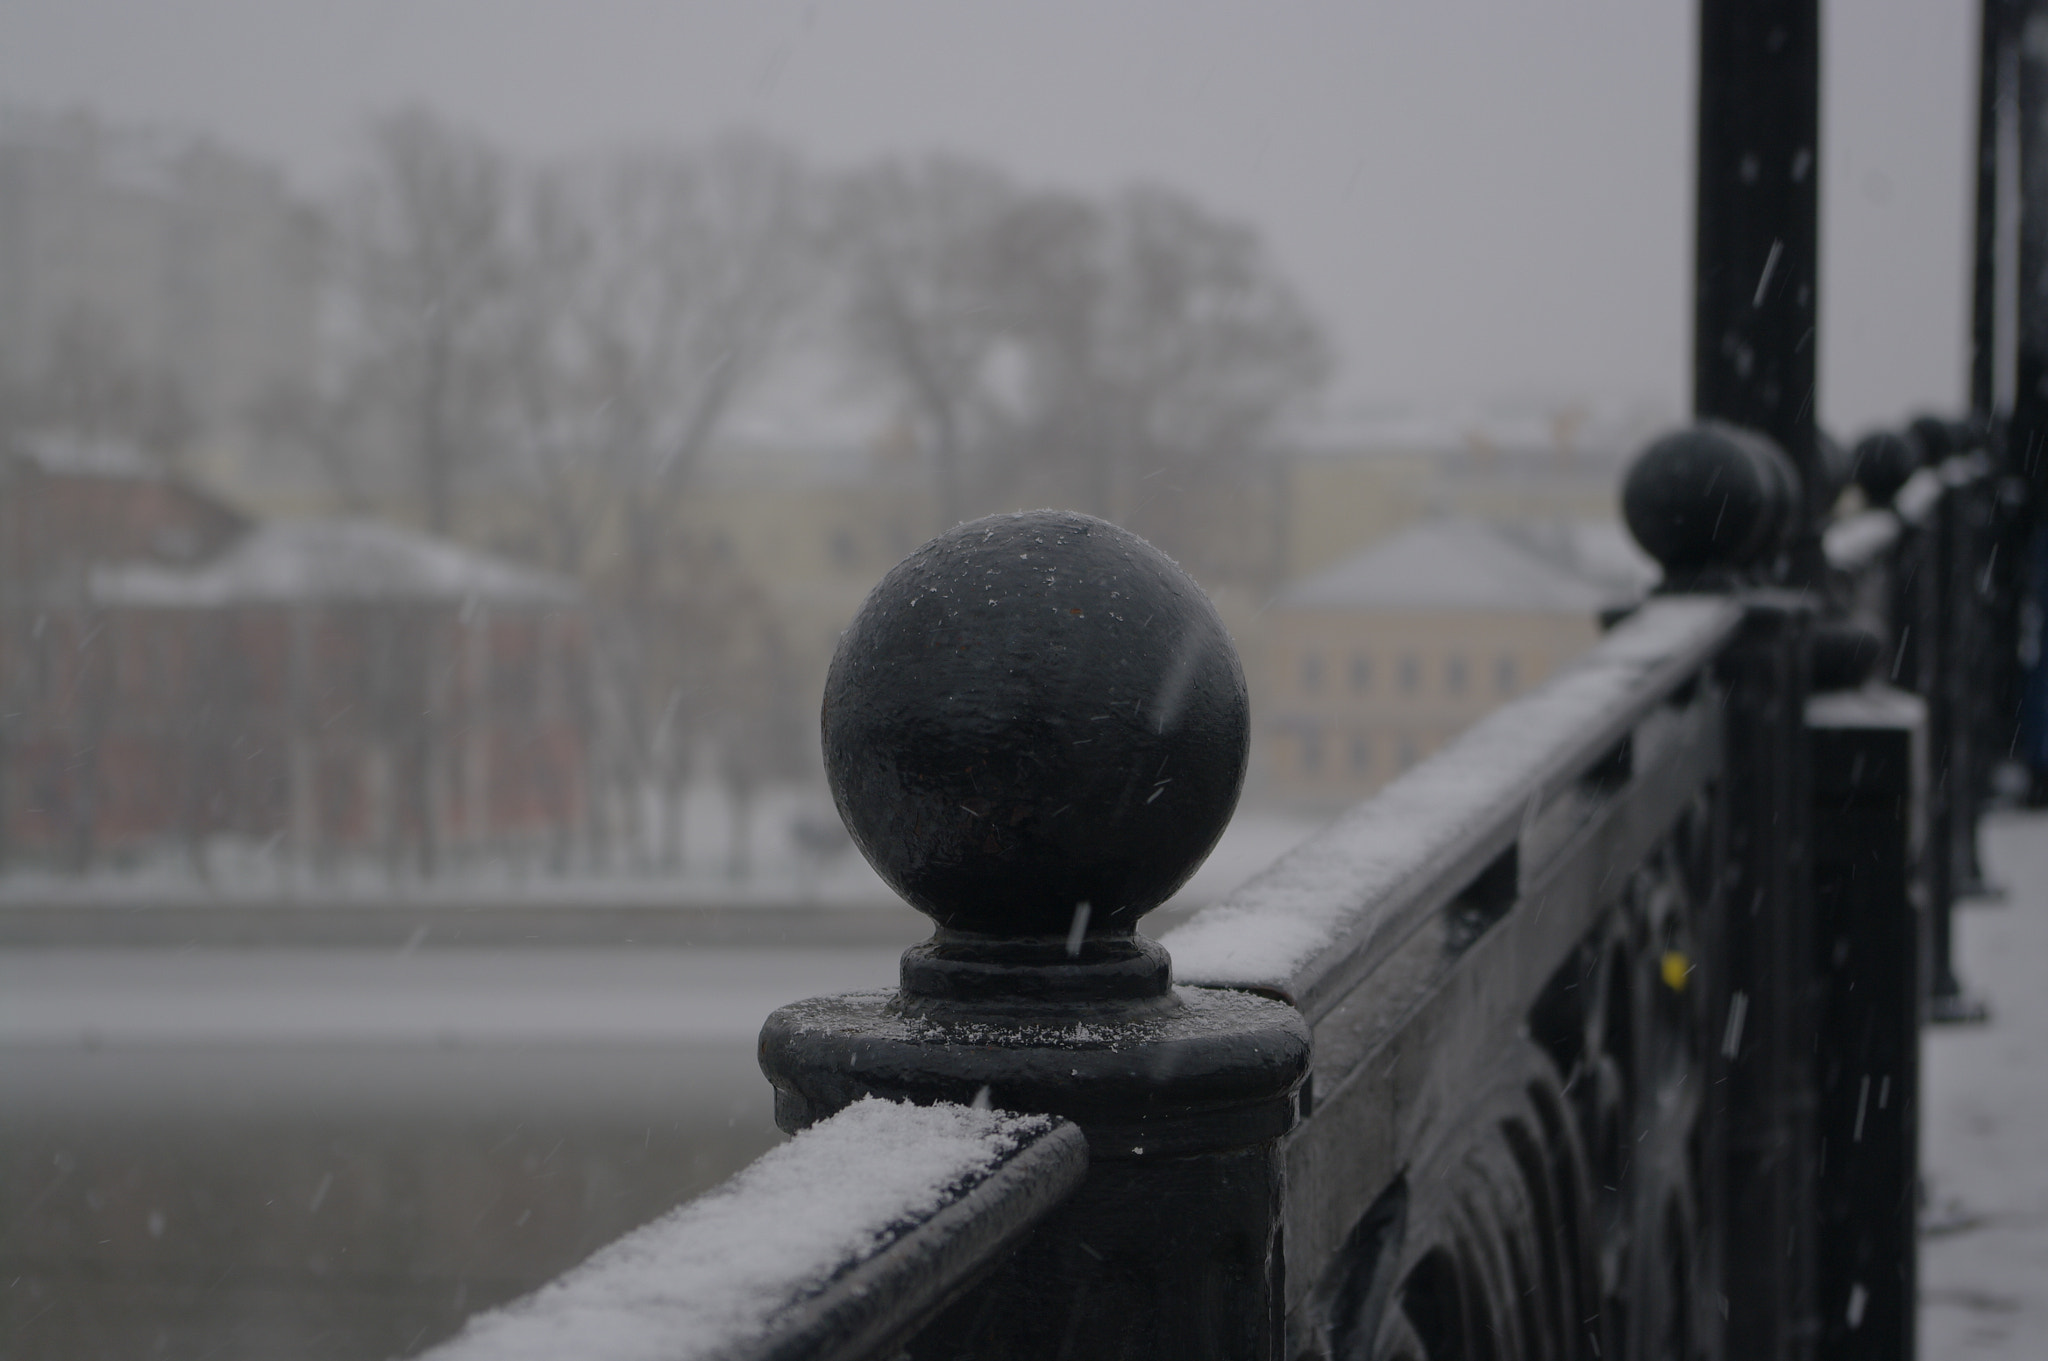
[1849,429,1922,508]
[1621,422,1799,581]
[823,511,1247,983]
[1907,413,1959,463]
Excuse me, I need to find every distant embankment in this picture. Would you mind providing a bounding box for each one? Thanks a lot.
[0,895,927,949]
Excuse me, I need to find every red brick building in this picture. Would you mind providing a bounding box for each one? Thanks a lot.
[0,441,589,874]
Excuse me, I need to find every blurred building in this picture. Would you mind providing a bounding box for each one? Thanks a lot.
[1255,517,1650,808]
[1275,403,1664,581]
[633,413,1654,786]
[0,108,321,489]
[0,439,587,874]
[436,400,1662,816]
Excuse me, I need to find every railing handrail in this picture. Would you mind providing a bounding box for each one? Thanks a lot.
[420,1099,1086,1361]
[425,433,2003,1357]
[1163,594,1743,1017]
[1821,507,1901,575]
[1893,463,1949,526]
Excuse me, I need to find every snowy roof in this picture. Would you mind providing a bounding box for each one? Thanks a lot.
[14,431,164,480]
[1501,519,1660,598]
[90,519,579,608]
[1284,399,1678,463]
[1278,517,1619,614]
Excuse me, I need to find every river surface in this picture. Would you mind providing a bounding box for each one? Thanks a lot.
[0,814,1323,1359]
[1,946,905,1360]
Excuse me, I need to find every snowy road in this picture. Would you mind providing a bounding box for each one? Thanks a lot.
[1920,810,2048,1358]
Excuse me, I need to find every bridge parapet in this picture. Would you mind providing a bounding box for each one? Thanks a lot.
[423,420,2018,1359]
[417,0,2041,1346]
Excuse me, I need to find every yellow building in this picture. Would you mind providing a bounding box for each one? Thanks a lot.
[1254,517,1644,809]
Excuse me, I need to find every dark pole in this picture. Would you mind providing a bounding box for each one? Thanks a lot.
[1695,0,1824,581]
[1974,0,2014,418]
[1692,9,1825,1352]
[2017,0,2048,796]
[1811,693,1924,1361]
[2017,0,2048,479]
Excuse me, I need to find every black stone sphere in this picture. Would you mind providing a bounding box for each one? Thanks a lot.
[1850,429,1922,507]
[821,510,1248,939]
[1622,422,1799,577]
[1907,413,1958,463]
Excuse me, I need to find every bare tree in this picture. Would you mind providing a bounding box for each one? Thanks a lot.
[315,122,1327,877]
[31,305,199,471]
[497,167,608,575]
[980,184,1329,573]
[481,134,825,869]
[569,134,823,603]
[836,168,1328,581]
[344,107,513,535]
[839,157,1016,530]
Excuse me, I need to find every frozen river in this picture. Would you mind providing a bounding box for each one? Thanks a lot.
[1,945,907,1359]
[0,812,1323,1359]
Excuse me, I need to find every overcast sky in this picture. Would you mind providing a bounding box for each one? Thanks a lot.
[0,0,1981,434]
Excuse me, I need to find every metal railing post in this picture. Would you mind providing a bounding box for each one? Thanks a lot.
[1933,458,1977,1013]
[2013,0,2048,796]
[759,510,1310,1361]
[1626,423,1821,1360]
[1716,595,1820,1360]
[1696,0,1824,585]
[1809,687,1926,1361]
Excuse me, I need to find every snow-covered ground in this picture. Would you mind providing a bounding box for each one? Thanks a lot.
[0,946,904,1124]
[0,798,1326,919]
[0,947,907,1049]
[1920,810,2048,1358]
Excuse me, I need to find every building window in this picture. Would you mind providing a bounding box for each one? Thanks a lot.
[1398,655,1421,694]
[1445,654,1468,696]
[1349,734,1372,774]
[1349,653,1372,692]
[1496,655,1518,696]
[1301,653,1325,694]
[1301,730,1324,773]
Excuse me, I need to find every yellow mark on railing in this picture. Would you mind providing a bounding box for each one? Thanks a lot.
[1661,951,1691,992]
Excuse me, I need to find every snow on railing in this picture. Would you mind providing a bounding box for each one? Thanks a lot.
[1163,594,1742,1015]
[419,1098,1086,1361]
[1822,508,1901,575]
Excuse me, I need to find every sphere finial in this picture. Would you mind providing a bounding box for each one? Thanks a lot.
[822,511,1247,998]
[1621,422,1799,583]
[1849,429,1923,508]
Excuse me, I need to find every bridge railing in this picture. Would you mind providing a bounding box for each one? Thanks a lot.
[419,0,2042,1353]
[1167,590,1742,1361]
[420,415,2012,1361]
